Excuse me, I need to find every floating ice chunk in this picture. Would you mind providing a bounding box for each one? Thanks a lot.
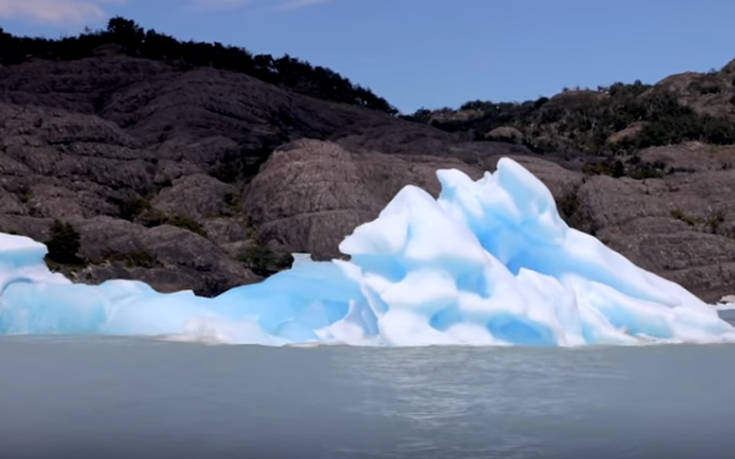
[0,158,733,346]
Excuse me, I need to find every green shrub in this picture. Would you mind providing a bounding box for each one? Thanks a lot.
[46,220,83,264]
[612,160,625,178]
[221,192,242,215]
[670,209,726,234]
[102,249,161,268]
[134,209,207,236]
[166,215,206,236]
[582,160,615,176]
[705,210,725,234]
[670,209,701,226]
[556,188,596,233]
[137,208,168,228]
[238,243,292,276]
[18,184,31,204]
[411,82,735,155]
[117,197,151,221]
[628,160,666,179]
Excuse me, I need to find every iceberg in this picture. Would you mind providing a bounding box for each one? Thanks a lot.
[1,158,733,345]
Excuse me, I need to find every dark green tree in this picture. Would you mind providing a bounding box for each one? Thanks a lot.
[46,220,82,264]
[107,17,144,50]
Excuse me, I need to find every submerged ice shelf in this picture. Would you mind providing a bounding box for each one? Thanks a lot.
[1,158,733,346]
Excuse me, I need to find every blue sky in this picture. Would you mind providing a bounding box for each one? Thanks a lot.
[1,0,734,113]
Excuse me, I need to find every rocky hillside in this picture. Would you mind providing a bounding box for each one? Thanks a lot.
[0,45,530,296]
[409,59,735,156]
[0,18,396,114]
[0,25,733,302]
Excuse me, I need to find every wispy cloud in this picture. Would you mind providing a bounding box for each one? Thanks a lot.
[187,0,252,10]
[0,0,123,24]
[276,0,330,11]
[0,0,332,25]
[188,0,331,12]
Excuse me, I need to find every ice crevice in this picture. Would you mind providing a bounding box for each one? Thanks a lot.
[1,158,733,346]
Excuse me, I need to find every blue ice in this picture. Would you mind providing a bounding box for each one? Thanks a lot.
[1,158,733,346]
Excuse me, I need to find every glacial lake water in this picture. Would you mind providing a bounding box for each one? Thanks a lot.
[1,336,734,459]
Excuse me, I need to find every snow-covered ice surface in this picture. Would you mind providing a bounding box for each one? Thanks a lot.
[1,158,733,346]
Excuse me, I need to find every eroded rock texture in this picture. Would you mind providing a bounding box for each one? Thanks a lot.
[1,52,734,301]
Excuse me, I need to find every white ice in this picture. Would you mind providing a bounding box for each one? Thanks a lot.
[1,158,733,345]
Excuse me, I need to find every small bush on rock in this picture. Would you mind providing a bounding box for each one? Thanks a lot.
[167,215,206,236]
[238,243,292,276]
[46,220,83,264]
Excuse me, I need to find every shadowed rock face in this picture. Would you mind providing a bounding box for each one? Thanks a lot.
[0,52,734,301]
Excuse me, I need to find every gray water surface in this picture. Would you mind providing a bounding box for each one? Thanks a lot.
[0,336,734,459]
[719,308,735,325]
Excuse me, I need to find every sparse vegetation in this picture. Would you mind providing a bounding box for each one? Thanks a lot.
[627,159,667,179]
[113,196,208,236]
[238,243,292,277]
[117,197,151,221]
[17,185,31,204]
[671,209,700,226]
[409,80,735,155]
[671,209,727,234]
[581,161,617,177]
[580,157,666,179]
[136,207,168,228]
[706,210,726,234]
[557,189,580,223]
[209,152,269,184]
[166,215,206,236]
[102,249,161,269]
[556,188,596,233]
[219,192,243,216]
[45,220,84,265]
[0,18,397,114]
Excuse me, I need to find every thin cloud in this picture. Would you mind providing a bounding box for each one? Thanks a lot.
[188,0,331,12]
[187,0,252,10]
[276,0,331,10]
[0,0,122,24]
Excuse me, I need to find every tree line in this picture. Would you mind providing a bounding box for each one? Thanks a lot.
[0,17,397,114]
[409,80,735,154]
